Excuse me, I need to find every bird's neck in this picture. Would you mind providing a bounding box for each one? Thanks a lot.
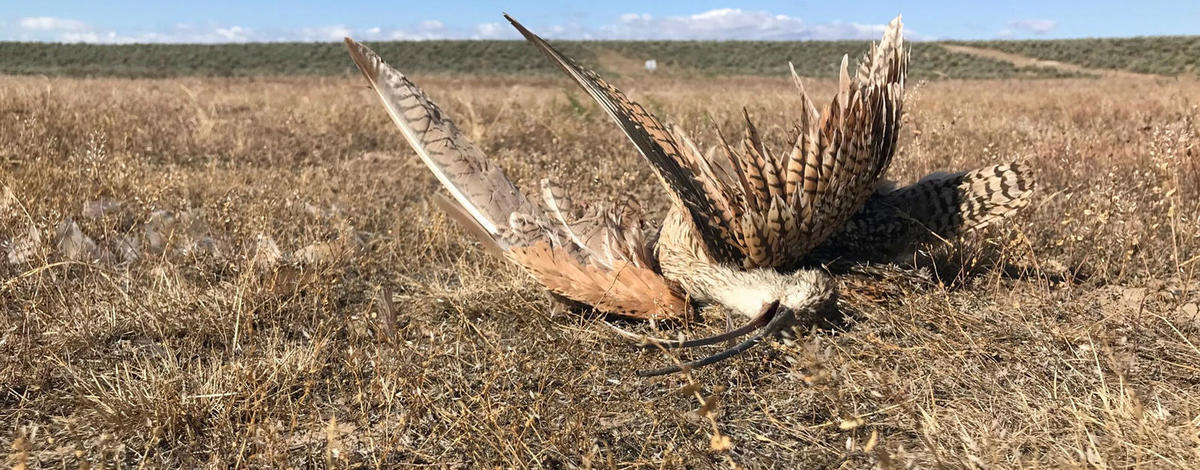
[656,206,791,318]
[685,264,789,319]
[711,272,781,318]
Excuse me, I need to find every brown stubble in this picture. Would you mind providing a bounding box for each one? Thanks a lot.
[1,73,1198,467]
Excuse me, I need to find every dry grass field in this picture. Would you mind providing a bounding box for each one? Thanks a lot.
[1,71,1199,468]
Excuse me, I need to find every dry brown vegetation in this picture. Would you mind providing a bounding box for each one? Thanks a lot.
[2,72,1199,468]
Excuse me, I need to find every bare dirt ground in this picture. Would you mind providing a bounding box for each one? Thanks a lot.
[940,44,1156,79]
[2,73,1199,468]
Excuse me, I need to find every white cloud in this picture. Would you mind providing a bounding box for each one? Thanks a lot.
[600,8,899,40]
[215,26,251,42]
[19,17,89,31]
[3,9,918,43]
[619,13,650,23]
[472,22,519,39]
[1009,19,1056,35]
[60,32,102,43]
[298,25,352,41]
[12,16,254,43]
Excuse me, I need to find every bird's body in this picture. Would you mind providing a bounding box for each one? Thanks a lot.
[655,206,833,322]
[343,13,1035,374]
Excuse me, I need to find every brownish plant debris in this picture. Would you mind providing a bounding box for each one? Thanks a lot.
[0,73,1198,467]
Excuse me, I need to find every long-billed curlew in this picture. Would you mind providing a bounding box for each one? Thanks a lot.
[343,14,1034,375]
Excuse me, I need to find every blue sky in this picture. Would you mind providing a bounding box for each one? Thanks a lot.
[1,1,1197,43]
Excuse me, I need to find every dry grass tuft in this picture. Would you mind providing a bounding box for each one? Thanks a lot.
[1,73,1199,467]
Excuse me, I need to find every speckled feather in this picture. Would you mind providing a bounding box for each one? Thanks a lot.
[506,15,912,312]
[706,15,908,268]
[344,37,534,241]
[346,38,685,319]
[505,15,745,266]
[813,163,1036,263]
[506,14,909,279]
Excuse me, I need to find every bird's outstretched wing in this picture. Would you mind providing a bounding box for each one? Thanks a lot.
[506,15,908,270]
[813,162,1036,263]
[345,38,685,319]
[504,15,746,267]
[732,14,908,266]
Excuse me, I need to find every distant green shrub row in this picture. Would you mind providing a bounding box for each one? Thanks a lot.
[0,39,1112,79]
[947,37,1200,76]
[603,41,1083,79]
[0,41,598,77]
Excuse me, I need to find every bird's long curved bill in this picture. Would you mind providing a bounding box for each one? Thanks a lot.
[637,300,778,350]
[636,301,795,377]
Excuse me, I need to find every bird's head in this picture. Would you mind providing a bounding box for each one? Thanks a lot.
[778,269,836,329]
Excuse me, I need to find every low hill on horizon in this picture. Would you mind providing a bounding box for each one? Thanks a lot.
[1,36,1196,79]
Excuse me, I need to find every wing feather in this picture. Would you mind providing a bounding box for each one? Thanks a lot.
[780,14,908,260]
[509,242,686,320]
[344,38,531,238]
[346,37,686,319]
[505,14,744,266]
[505,14,907,271]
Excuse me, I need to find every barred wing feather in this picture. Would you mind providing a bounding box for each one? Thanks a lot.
[508,15,908,269]
[345,38,685,319]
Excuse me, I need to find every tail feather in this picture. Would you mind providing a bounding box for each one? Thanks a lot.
[811,162,1035,262]
[894,162,1035,237]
